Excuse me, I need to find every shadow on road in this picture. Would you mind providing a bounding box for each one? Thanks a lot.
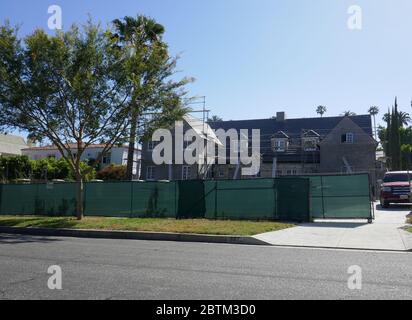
[0,234,62,245]
[300,222,367,229]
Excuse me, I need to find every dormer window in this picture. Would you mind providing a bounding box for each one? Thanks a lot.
[341,133,354,144]
[272,139,288,152]
[302,130,320,151]
[272,131,289,152]
[303,139,318,151]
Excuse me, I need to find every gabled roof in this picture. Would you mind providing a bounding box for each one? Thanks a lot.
[273,131,289,139]
[302,129,320,137]
[208,114,373,162]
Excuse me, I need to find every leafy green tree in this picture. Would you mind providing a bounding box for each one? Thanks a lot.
[316,105,327,117]
[111,15,193,180]
[0,22,133,219]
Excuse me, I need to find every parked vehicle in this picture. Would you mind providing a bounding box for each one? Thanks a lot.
[380,171,412,208]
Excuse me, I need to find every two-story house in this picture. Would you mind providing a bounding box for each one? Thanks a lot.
[140,112,377,183]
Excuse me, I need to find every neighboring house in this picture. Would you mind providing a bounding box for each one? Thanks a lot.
[141,112,378,184]
[22,144,141,176]
[0,133,28,156]
[140,114,221,181]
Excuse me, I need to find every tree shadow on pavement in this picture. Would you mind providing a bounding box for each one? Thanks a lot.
[0,234,62,245]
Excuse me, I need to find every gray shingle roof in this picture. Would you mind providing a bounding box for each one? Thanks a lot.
[208,114,372,163]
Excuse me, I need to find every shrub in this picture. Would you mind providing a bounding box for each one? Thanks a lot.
[96,164,126,181]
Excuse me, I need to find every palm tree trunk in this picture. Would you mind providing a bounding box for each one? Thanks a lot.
[126,109,138,180]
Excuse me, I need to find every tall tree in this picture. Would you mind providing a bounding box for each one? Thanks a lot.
[0,22,133,219]
[390,98,402,170]
[398,111,411,127]
[111,15,192,180]
[316,105,327,117]
[368,106,379,141]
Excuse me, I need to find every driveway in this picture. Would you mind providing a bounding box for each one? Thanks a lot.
[254,202,412,251]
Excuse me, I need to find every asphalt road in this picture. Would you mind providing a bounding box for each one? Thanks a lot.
[0,234,411,300]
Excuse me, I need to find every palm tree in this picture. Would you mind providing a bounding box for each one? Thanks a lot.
[368,106,379,141]
[112,16,165,180]
[208,115,223,122]
[398,111,411,127]
[342,111,357,116]
[316,105,327,117]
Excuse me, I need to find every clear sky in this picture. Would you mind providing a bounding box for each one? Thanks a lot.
[1,0,412,126]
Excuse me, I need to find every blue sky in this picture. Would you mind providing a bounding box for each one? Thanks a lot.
[1,0,412,126]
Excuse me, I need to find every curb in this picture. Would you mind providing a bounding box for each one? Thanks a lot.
[0,226,270,246]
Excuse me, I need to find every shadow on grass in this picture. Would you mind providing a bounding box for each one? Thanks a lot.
[0,217,79,229]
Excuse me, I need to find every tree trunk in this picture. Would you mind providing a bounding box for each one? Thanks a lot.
[126,109,138,181]
[75,172,84,220]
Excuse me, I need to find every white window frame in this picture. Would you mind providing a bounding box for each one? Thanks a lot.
[182,165,191,180]
[303,138,318,151]
[346,133,354,144]
[342,132,354,144]
[146,166,155,180]
[273,139,286,152]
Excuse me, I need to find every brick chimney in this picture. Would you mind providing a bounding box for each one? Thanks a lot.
[276,112,286,122]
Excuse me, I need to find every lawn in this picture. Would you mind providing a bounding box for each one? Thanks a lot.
[0,215,294,236]
[407,215,412,233]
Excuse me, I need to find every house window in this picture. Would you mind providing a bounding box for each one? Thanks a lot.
[303,139,318,151]
[341,133,354,144]
[276,170,283,176]
[102,152,111,164]
[146,166,155,180]
[182,166,191,180]
[273,140,286,152]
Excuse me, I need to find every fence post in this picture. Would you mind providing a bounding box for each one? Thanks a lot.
[214,180,218,219]
[320,176,325,219]
[130,181,133,218]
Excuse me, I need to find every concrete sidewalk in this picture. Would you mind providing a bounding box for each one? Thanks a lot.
[254,202,412,251]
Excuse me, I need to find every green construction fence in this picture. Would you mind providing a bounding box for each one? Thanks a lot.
[0,174,373,221]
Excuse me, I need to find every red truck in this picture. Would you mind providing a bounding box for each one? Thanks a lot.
[380,171,412,208]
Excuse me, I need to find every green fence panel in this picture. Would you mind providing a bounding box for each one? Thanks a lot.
[320,174,371,219]
[131,181,177,218]
[297,174,372,220]
[0,184,38,215]
[84,182,132,217]
[210,179,278,220]
[35,183,76,216]
[276,178,310,221]
[0,183,76,216]
[176,180,206,218]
